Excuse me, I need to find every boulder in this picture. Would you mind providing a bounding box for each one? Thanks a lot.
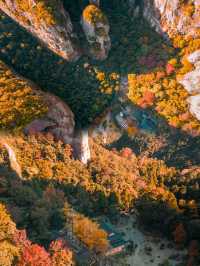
[81,4,111,60]
[0,0,81,61]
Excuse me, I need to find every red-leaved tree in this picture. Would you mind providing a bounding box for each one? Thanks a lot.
[17,244,51,266]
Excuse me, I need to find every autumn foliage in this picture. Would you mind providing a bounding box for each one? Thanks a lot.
[0,61,47,131]
[50,239,74,266]
[73,215,109,253]
[18,244,51,266]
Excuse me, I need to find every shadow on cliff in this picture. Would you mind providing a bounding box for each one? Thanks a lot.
[0,1,199,169]
[96,1,175,75]
[0,11,113,129]
[0,2,174,128]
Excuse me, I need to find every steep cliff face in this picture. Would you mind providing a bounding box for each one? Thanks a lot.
[0,60,75,144]
[25,92,75,145]
[0,0,81,61]
[73,130,91,164]
[81,4,111,60]
[143,0,200,38]
[141,0,200,124]
[181,50,200,121]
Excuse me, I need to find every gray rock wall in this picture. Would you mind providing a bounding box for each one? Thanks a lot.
[0,0,81,61]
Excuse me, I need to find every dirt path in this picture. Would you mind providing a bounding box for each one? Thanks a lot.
[115,215,186,266]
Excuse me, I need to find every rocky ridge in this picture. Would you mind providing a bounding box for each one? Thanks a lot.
[141,0,200,123]
[0,0,81,61]
[81,4,111,60]
[142,0,200,38]
[0,60,75,144]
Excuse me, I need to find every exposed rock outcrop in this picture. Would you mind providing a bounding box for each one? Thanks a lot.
[180,51,200,94]
[25,92,75,145]
[188,95,200,121]
[180,50,200,121]
[0,0,81,61]
[139,0,200,124]
[73,130,91,164]
[0,60,75,145]
[0,142,22,177]
[142,0,200,38]
[81,4,111,60]
[0,60,48,131]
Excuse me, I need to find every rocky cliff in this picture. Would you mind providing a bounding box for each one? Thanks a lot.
[0,0,81,61]
[143,0,200,38]
[81,4,111,60]
[25,92,75,145]
[141,0,200,123]
[0,60,75,144]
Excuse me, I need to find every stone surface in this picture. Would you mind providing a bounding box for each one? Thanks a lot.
[143,0,200,38]
[73,130,91,164]
[0,141,22,177]
[0,61,75,144]
[81,4,111,60]
[180,67,200,94]
[188,50,200,65]
[141,0,200,124]
[188,95,200,121]
[180,50,200,121]
[25,91,75,145]
[0,0,81,61]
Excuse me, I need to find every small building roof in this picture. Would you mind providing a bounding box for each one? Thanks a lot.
[100,221,129,249]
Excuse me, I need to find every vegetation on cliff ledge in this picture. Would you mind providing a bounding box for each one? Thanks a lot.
[0,60,48,131]
[1,0,64,26]
[0,1,200,265]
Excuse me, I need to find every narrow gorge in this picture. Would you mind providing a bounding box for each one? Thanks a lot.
[0,1,200,266]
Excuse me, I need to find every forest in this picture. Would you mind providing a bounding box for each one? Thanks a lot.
[0,0,200,266]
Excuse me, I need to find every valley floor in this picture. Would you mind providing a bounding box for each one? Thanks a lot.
[114,215,186,266]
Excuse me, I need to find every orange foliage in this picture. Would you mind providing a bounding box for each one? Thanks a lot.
[15,0,61,26]
[73,215,109,253]
[82,4,107,25]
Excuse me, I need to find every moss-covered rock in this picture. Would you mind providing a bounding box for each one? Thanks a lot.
[81,4,111,60]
